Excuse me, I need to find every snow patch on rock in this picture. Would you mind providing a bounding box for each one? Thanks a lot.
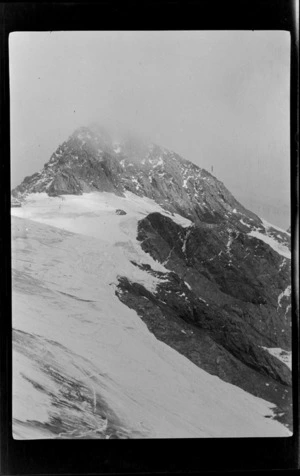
[261,347,292,370]
[278,285,291,308]
[248,229,291,259]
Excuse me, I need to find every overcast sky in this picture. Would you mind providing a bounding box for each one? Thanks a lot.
[9,31,290,226]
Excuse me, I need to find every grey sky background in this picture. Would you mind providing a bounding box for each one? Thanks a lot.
[9,31,290,228]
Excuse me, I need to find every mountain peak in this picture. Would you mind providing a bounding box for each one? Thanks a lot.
[12,124,266,229]
[11,124,292,438]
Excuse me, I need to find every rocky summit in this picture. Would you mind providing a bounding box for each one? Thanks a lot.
[12,124,292,433]
[12,125,260,223]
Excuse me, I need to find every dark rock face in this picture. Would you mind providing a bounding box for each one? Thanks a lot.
[137,213,291,349]
[48,171,83,196]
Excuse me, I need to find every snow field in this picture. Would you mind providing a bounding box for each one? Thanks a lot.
[11,192,292,438]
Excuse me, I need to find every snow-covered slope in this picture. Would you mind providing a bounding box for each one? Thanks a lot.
[11,192,291,438]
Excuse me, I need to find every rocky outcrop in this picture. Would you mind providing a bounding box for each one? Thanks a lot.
[116,210,292,427]
[116,267,292,428]
[115,209,127,215]
[11,197,22,207]
[47,170,83,196]
[137,213,291,348]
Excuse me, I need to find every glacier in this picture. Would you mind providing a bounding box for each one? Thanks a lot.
[11,191,291,438]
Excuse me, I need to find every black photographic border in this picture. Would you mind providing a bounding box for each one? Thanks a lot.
[0,1,298,474]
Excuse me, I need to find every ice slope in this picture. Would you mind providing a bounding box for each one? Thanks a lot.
[11,192,291,438]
